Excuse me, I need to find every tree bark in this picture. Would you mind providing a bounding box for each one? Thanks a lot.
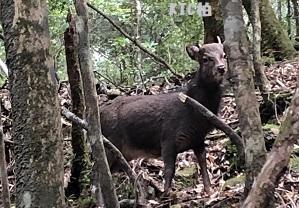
[221,0,267,197]
[243,0,296,59]
[64,11,91,198]
[242,87,299,208]
[0,0,65,207]
[74,0,119,207]
[250,0,270,93]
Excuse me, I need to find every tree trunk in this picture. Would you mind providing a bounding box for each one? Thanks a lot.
[202,0,224,43]
[64,12,91,198]
[0,0,65,207]
[132,0,145,89]
[74,0,119,207]
[221,0,267,197]
[250,0,270,93]
[242,87,299,208]
[243,0,296,59]
[292,0,299,37]
[287,0,292,36]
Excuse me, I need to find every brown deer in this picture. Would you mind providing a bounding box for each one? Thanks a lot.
[100,42,227,195]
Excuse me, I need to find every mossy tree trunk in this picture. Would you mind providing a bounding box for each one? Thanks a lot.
[0,0,65,207]
[221,0,267,197]
[243,0,296,59]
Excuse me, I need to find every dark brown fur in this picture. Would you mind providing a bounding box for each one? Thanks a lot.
[100,43,226,195]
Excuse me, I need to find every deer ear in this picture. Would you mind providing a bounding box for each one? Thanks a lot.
[186,44,202,60]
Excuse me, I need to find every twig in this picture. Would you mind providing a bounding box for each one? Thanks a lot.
[61,107,88,129]
[94,71,117,87]
[86,3,181,78]
[275,192,287,208]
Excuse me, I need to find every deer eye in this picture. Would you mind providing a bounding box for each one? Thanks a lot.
[202,57,209,64]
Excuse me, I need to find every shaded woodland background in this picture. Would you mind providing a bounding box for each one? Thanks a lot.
[0,0,299,208]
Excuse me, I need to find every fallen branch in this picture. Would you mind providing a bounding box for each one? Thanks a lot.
[61,107,147,206]
[178,93,245,164]
[86,3,181,79]
[242,88,299,208]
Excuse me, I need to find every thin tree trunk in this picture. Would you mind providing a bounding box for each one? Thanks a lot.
[132,0,145,89]
[242,87,299,208]
[292,0,299,37]
[202,0,224,43]
[251,0,270,93]
[0,104,10,208]
[64,11,91,198]
[277,0,282,21]
[0,0,65,207]
[221,0,267,197]
[74,0,119,207]
[287,0,292,36]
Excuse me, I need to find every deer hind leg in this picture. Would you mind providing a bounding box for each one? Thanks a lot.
[161,142,177,196]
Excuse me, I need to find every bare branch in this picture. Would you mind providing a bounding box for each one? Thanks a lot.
[61,106,148,206]
[86,3,182,78]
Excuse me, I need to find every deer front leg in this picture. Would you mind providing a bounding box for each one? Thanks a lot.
[193,148,211,194]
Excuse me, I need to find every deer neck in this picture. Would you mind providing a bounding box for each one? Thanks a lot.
[186,72,222,114]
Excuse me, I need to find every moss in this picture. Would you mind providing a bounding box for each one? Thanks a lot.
[290,156,299,172]
[175,164,197,189]
[221,175,245,191]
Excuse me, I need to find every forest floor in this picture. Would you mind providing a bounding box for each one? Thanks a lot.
[0,59,299,207]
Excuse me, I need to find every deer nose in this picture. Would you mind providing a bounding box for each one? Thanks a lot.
[217,65,226,75]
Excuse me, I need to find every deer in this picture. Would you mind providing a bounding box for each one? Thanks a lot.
[100,42,227,195]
